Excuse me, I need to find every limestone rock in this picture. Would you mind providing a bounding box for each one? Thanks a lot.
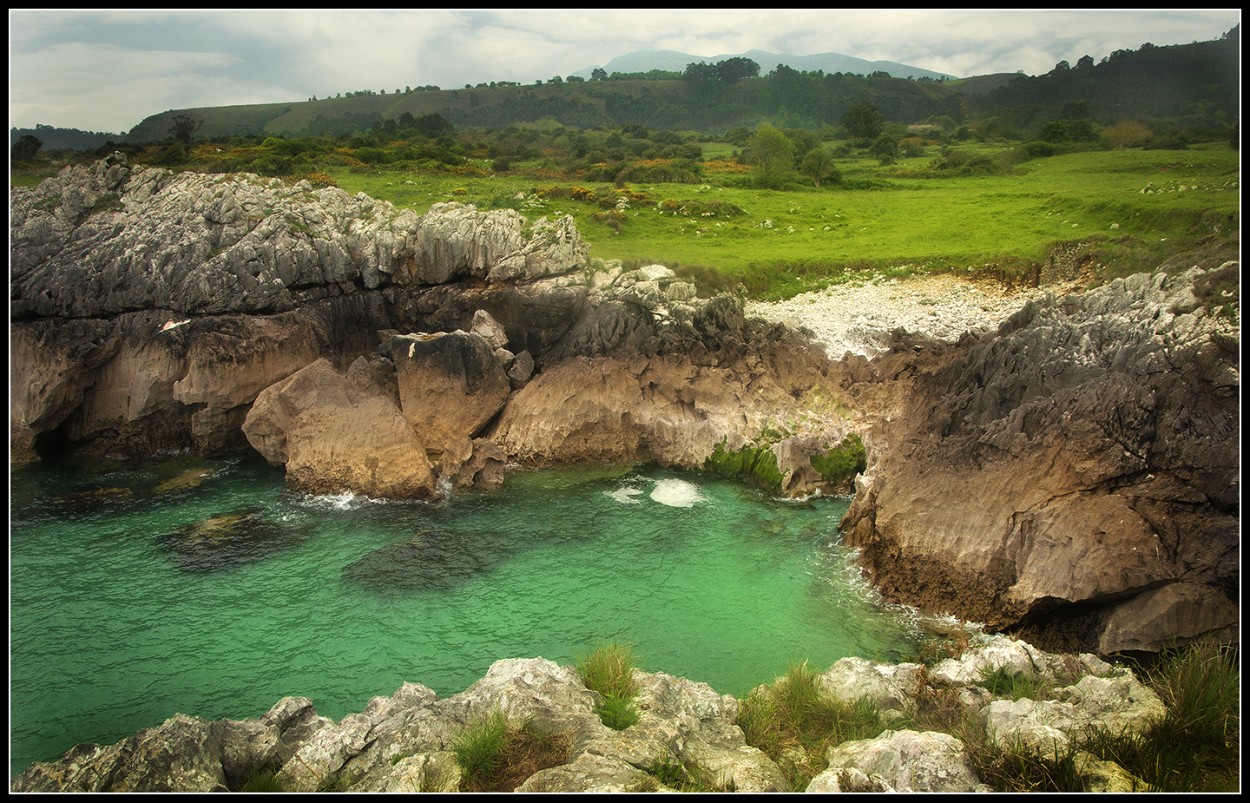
[386,331,512,457]
[815,657,926,722]
[242,357,437,499]
[822,729,989,793]
[514,753,658,792]
[841,267,1240,652]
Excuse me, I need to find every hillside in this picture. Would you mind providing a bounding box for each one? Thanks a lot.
[24,30,1240,148]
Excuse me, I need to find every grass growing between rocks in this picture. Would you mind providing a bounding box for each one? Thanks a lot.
[1110,640,1240,792]
[577,642,641,730]
[452,709,572,792]
[237,767,286,792]
[737,660,885,791]
[953,640,1239,792]
[645,755,738,792]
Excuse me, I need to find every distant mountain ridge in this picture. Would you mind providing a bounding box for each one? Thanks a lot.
[574,48,957,80]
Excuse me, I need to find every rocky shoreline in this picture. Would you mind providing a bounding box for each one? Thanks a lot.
[12,634,1168,793]
[8,157,1239,790]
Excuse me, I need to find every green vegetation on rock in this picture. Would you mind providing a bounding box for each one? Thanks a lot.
[737,660,885,791]
[703,439,785,492]
[809,434,867,486]
[576,642,641,730]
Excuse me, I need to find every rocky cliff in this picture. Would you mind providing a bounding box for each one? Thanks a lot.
[9,156,1238,657]
[837,268,1240,655]
[10,154,852,498]
[12,635,1168,793]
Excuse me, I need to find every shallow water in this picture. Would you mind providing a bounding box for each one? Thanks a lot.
[8,451,923,778]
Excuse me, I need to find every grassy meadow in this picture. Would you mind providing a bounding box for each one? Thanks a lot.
[11,135,1238,300]
[325,141,1239,298]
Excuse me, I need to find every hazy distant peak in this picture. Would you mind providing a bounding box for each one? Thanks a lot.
[575,48,957,80]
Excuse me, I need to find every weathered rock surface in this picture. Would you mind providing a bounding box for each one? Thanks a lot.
[242,356,438,499]
[840,267,1239,654]
[14,636,1171,793]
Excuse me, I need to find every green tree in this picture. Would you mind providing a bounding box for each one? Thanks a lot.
[842,101,885,141]
[1039,119,1069,143]
[798,146,839,187]
[169,113,203,144]
[869,134,899,165]
[11,134,42,163]
[716,56,760,84]
[591,68,608,81]
[744,122,796,189]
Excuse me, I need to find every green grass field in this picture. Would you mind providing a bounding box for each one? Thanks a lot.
[326,143,1239,298]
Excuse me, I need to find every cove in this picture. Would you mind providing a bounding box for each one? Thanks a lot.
[8,451,923,778]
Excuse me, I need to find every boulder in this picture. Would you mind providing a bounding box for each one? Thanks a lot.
[821,729,989,793]
[242,357,437,499]
[386,331,512,457]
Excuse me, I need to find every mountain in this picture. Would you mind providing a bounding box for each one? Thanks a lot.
[574,48,956,80]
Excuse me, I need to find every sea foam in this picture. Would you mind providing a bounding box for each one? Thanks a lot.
[649,478,704,508]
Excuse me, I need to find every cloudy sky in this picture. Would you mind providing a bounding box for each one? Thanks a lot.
[9,8,1242,134]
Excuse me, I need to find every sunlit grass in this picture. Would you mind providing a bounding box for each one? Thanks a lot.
[325,143,1238,299]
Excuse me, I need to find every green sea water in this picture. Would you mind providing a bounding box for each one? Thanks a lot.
[8,451,923,779]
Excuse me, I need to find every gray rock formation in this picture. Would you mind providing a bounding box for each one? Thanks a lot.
[12,636,1170,793]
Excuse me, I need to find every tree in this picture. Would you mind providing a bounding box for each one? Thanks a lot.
[716,56,760,85]
[591,68,608,81]
[169,114,203,144]
[870,134,899,165]
[11,134,42,163]
[1039,119,1070,143]
[798,147,839,187]
[744,122,796,189]
[412,113,454,138]
[842,101,885,141]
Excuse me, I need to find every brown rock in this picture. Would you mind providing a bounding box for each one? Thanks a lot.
[387,331,511,456]
[243,357,437,500]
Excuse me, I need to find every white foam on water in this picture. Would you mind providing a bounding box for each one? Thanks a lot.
[649,478,705,508]
[296,491,369,511]
[606,486,644,504]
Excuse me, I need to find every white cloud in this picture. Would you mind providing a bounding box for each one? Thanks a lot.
[8,8,1242,132]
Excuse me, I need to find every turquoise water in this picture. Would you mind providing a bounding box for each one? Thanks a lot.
[9,451,923,779]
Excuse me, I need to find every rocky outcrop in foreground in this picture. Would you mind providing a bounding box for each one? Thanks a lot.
[12,636,1166,793]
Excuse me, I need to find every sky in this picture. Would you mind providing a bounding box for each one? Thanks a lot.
[8,8,1243,134]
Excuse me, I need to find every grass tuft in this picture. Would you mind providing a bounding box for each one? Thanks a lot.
[238,767,286,792]
[737,660,885,790]
[453,710,572,792]
[577,642,642,730]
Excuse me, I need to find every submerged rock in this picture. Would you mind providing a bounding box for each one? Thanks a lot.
[159,508,312,572]
[341,529,512,593]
